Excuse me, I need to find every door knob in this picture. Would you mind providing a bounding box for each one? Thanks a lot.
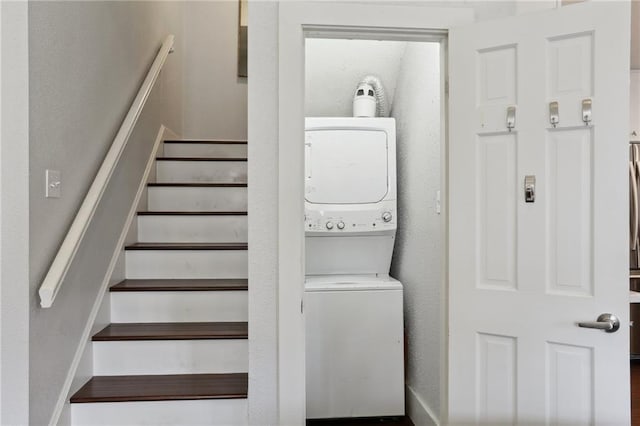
[578,313,620,333]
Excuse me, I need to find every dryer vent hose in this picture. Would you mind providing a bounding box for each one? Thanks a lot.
[357,75,388,117]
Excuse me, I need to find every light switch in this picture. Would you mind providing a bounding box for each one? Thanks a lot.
[46,169,61,198]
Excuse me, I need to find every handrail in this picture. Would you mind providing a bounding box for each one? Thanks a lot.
[38,34,175,308]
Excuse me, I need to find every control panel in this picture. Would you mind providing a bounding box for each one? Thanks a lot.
[305,202,396,234]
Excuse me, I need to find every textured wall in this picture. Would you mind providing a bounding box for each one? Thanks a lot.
[305,39,406,117]
[182,0,248,139]
[28,2,183,424]
[389,42,442,424]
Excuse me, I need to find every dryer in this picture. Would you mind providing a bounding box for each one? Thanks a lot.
[305,117,397,275]
[304,117,404,419]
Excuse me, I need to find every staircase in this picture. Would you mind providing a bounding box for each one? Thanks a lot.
[70,140,249,425]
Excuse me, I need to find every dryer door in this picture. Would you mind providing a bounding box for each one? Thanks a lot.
[305,129,388,204]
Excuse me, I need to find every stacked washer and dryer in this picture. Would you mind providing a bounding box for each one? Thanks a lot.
[304,77,405,419]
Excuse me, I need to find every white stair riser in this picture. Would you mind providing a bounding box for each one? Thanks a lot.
[138,216,247,243]
[126,250,247,279]
[156,161,247,183]
[111,291,248,322]
[72,398,248,426]
[93,340,248,375]
[148,187,247,211]
[164,143,247,158]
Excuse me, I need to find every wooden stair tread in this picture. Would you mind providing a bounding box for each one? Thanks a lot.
[138,211,247,216]
[164,140,247,144]
[125,242,247,250]
[111,278,248,292]
[93,322,248,341]
[156,157,247,161]
[148,182,247,187]
[70,373,248,403]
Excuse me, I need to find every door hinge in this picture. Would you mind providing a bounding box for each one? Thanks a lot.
[301,299,304,314]
[445,80,449,95]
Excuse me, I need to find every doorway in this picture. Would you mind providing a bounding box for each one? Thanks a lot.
[272,4,473,424]
[303,35,446,424]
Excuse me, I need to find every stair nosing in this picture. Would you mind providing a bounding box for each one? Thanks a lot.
[71,394,247,403]
[156,157,247,162]
[125,242,247,251]
[148,183,247,188]
[164,140,247,144]
[92,322,248,341]
[70,373,248,404]
[137,211,248,216]
[110,279,248,292]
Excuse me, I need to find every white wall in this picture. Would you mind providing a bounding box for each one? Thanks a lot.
[389,42,442,425]
[305,39,406,117]
[0,2,30,424]
[182,1,247,140]
[28,2,184,424]
[632,0,640,69]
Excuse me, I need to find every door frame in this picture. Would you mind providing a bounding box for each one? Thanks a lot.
[277,3,472,424]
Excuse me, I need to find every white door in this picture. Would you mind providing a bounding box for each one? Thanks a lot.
[449,2,630,424]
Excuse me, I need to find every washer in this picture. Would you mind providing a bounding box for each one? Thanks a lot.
[304,117,404,419]
[305,275,404,419]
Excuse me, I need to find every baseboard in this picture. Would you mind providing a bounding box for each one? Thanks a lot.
[406,385,439,426]
[48,125,176,426]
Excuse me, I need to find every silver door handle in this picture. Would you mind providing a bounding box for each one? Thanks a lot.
[578,313,620,333]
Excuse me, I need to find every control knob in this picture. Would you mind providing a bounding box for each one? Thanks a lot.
[337,221,345,230]
[382,212,392,223]
[326,221,334,230]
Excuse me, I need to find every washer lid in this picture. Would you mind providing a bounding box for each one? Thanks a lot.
[305,129,388,204]
[305,275,402,291]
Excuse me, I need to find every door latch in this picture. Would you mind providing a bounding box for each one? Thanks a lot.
[524,175,535,203]
[582,98,592,126]
[549,101,559,128]
[506,106,516,132]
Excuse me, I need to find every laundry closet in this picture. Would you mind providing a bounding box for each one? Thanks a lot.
[304,38,444,420]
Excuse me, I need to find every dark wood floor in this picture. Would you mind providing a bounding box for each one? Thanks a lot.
[633,361,640,425]
[307,417,414,426]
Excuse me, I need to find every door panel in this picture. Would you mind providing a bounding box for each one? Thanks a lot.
[476,45,518,133]
[547,128,592,296]
[476,333,517,424]
[449,2,630,424]
[546,342,593,425]
[477,133,517,290]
